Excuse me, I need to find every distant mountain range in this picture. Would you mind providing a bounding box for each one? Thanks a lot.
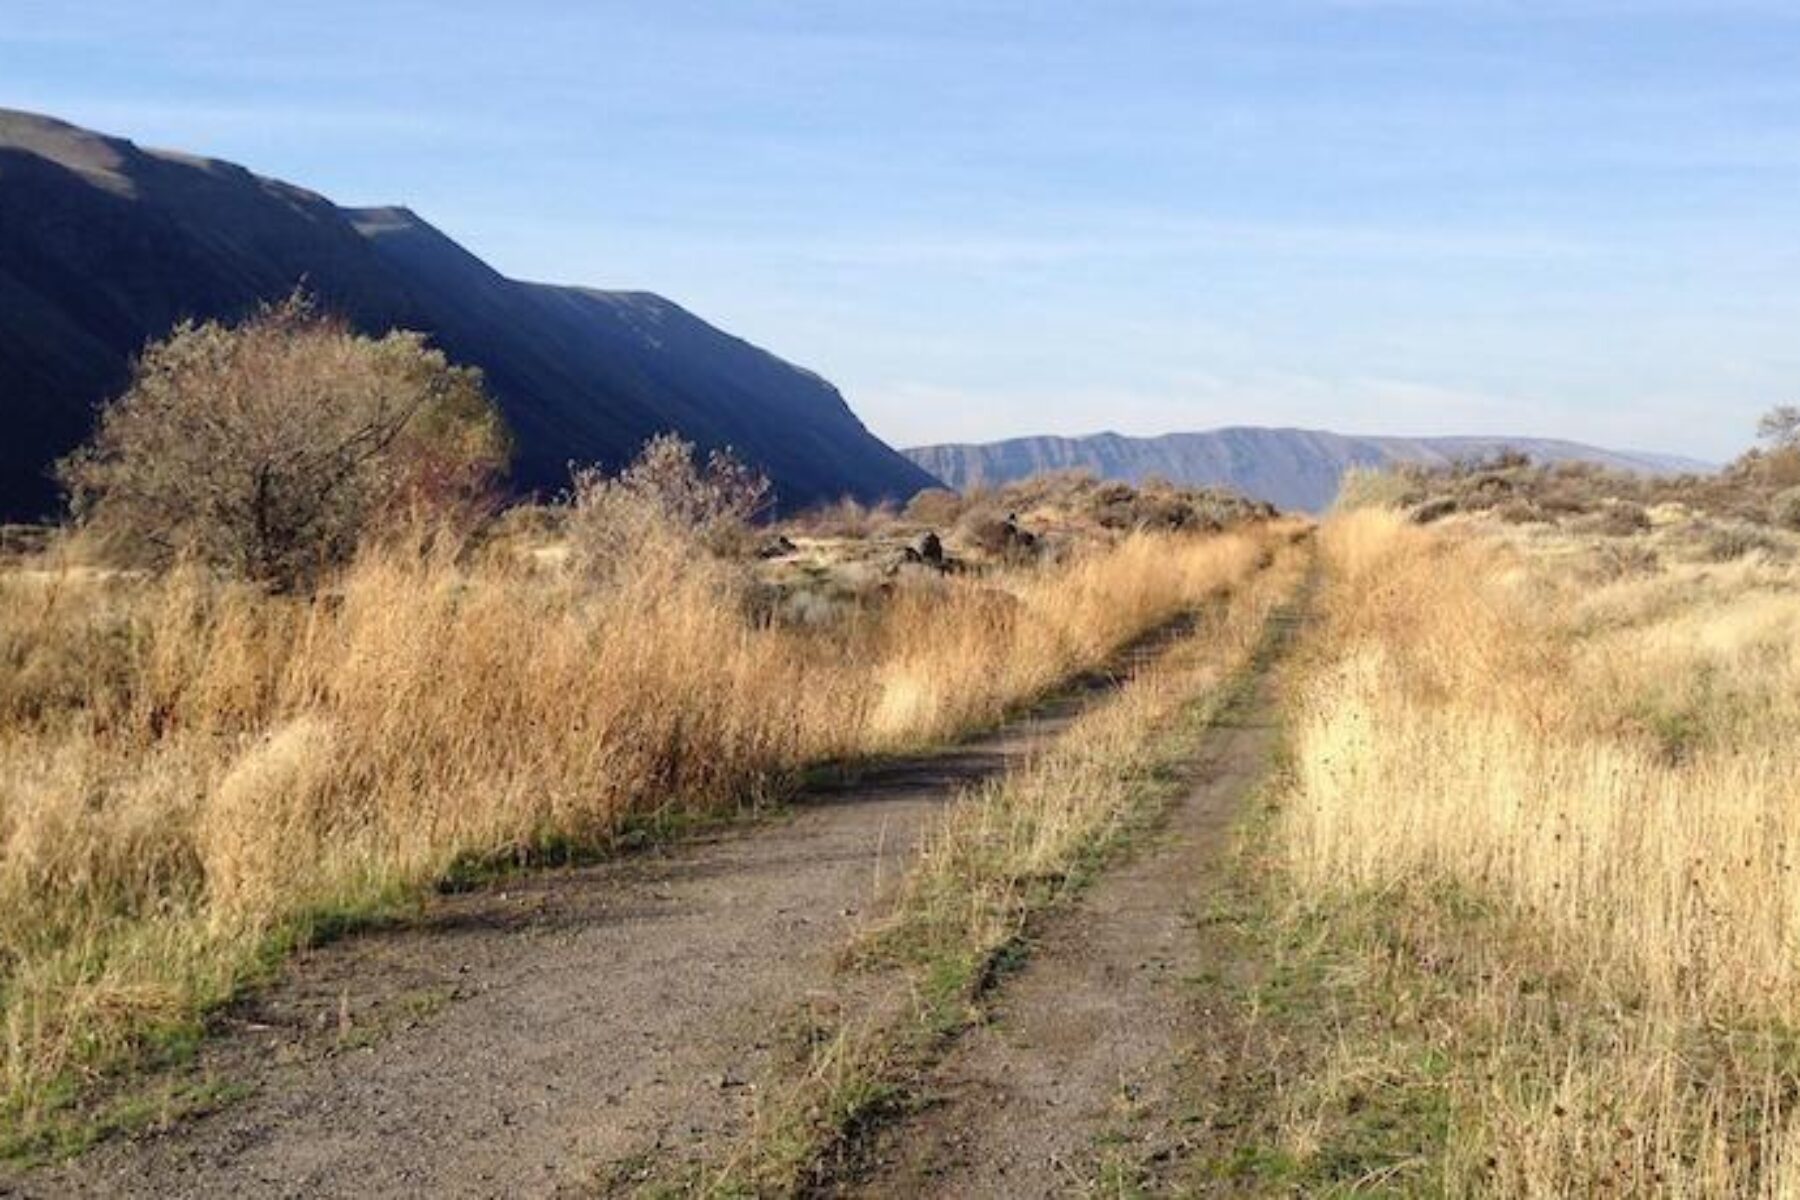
[906,428,1712,513]
[0,109,936,520]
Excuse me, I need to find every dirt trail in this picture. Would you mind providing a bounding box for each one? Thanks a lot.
[846,602,1303,1198]
[3,623,1196,1200]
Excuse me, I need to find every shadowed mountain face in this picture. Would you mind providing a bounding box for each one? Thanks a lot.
[906,428,1713,513]
[0,109,937,520]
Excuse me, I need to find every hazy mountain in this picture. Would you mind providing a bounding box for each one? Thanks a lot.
[0,109,937,520]
[906,428,1712,513]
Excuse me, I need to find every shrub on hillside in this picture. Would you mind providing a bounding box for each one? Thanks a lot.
[983,469,1099,512]
[1340,411,1800,537]
[1573,501,1652,537]
[1089,482,1184,530]
[1456,471,1520,510]
[1699,521,1786,563]
[1773,487,1800,532]
[1082,479,1270,531]
[57,294,508,589]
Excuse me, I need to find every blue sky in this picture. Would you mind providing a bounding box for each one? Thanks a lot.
[6,1,1798,460]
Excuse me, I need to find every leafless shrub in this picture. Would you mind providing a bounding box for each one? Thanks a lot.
[616,432,771,535]
[565,433,771,582]
[56,293,507,589]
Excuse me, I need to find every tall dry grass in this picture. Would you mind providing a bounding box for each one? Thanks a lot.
[1276,508,1800,1194]
[0,520,1272,1140]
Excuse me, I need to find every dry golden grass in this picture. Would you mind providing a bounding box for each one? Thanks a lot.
[1274,507,1800,1194]
[0,518,1273,1141]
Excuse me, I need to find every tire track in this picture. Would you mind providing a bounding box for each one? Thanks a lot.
[845,600,1306,1198]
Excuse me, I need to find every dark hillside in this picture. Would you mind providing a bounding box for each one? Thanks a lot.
[0,109,936,518]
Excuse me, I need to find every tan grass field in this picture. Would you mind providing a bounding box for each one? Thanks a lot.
[1272,506,1800,1194]
[0,515,1275,1143]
